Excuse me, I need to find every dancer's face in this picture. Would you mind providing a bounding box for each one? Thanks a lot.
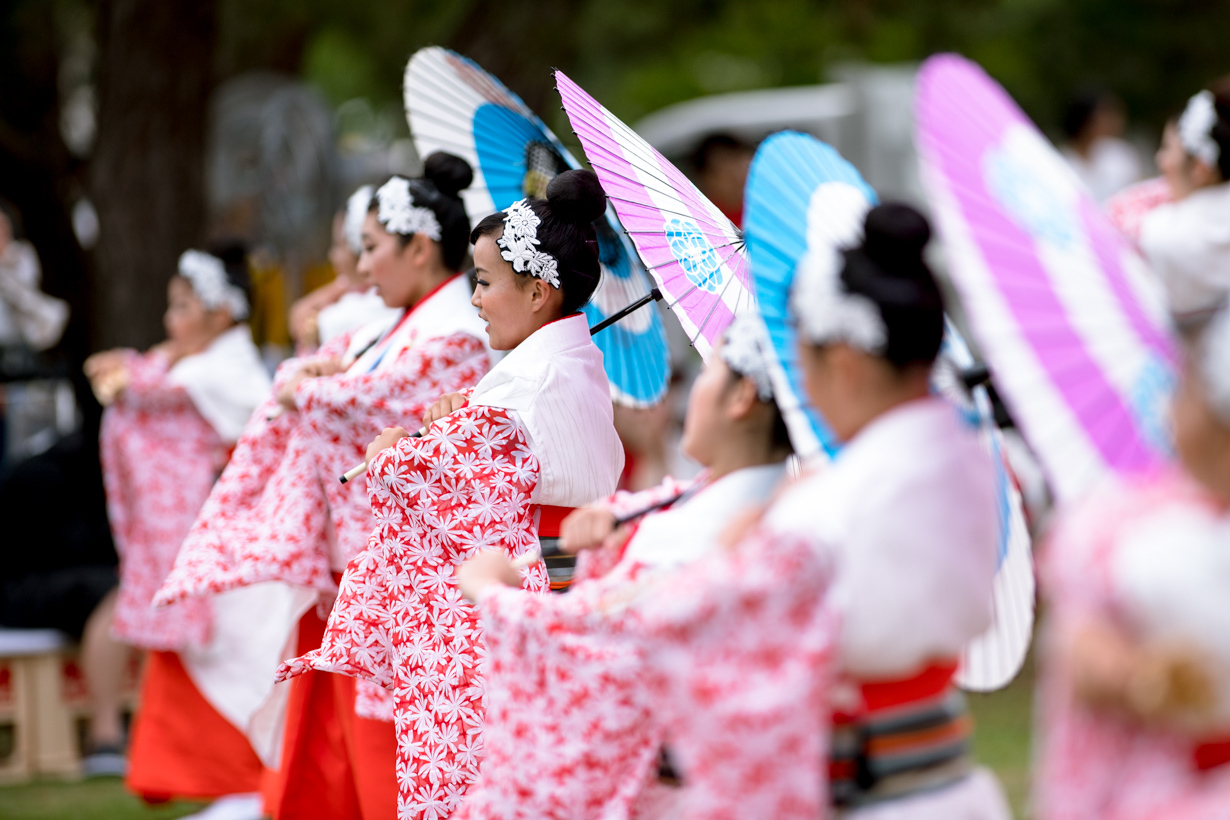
[164,276,231,349]
[471,232,563,350]
[1157,122,1221,201]
[680,342,759,467]
[358,213,441,309]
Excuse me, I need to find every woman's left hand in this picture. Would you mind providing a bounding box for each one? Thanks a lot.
[455,550,523,603]
[365,426,411,463]
[277,357,344,409]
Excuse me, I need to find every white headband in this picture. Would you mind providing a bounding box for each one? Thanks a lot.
[497,199,560,288]
[719,314,775,402]
[178,250,249,321]
[790,243,886,353]
[1202,307,1230,424]
[344,185,374,254]
[375,177,442,240]
[1178,91,1221,167]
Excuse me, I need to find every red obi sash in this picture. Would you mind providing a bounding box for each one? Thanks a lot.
[830,660,971,807]
[535,505,577,592]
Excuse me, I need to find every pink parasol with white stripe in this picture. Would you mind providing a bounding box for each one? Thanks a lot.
[555,71,755,359]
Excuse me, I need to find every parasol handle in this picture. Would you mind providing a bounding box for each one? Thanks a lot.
[338,429,425,484]
[589,288,663,336]
[960,363,991,390]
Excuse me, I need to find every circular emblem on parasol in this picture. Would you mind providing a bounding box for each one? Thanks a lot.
[665,218,725,294]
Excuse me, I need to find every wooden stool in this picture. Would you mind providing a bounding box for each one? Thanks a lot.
[0,629,78,783]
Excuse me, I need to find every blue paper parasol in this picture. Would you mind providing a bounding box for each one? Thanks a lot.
[744,131,1033,691]
[404,47,669,407]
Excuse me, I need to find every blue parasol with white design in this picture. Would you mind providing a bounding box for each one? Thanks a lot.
[404,47,669,407]
[744,131,1034,691]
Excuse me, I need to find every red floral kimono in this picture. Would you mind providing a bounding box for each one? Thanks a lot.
[1034,470,1230,820]
[99,324,272,801]
[158,274,491,605]
[453,464,806,820]
[278,313,625,820]
[102,325,270,650]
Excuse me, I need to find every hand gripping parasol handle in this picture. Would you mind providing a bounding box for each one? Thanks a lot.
[589,288,663,336]
[338,429,425,484]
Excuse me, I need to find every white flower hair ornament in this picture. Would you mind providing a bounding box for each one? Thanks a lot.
[1201,306,1230,424]
[719,314,775,402]
[1179,91,1221,167]
[375,177,442,241]
[343,185,374,254]
[790,242,887,353]
[178,250,249,321]
[496,199,561,289]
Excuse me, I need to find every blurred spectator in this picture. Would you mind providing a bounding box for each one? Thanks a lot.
[0,198,69,356]
[691,133,754,227]
[1060,90,1144,202]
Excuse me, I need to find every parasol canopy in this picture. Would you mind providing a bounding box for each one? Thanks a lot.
[916,54,1177,503]
[404,47,669,407]
[743,130,1034,690]
[555,70,756,361]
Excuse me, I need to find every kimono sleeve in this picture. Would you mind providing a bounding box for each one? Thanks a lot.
[638,526,837,820]
[294,332,486,421]
[270,331,354,393]
[115,349,196,413]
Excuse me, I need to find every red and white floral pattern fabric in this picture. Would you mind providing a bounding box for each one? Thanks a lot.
[276,403,550,820]
[457,483,836,820]
[1035,470,1230,820]
[1106,176,1172,245]
[156,330,488,604]
[101,349,220,650]
[636,523,837,820]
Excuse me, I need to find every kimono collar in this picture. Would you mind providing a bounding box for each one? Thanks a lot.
[470,312,623,506]
[167,324,271,442]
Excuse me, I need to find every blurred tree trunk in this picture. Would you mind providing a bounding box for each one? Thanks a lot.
[90,0,217,349]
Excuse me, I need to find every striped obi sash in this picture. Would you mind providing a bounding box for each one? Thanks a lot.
[535,505,577,593]
[830,661,972,808]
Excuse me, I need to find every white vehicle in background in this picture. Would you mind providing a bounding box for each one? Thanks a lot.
[633,63,924,205]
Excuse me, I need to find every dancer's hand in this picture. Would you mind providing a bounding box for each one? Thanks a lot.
[422,392,468,428]
[277,358,344,408]
[456,550,522,602]
[366,427,411,462]
[559,506,625,554]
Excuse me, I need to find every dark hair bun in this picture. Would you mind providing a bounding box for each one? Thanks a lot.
[423,152,474,199]
[546,169,607,226]
[862,203,932,282]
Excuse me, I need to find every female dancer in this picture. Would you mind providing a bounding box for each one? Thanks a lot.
[157,153,490,820]
[600,203,1010,818]
[277,169,625,819]
[1140,86,1230,316]
[89,245,270,815]
[1032,307,1230,819]
[448,313,792,819]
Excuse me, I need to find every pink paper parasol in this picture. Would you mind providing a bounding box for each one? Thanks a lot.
[555,71,755,359]
[916,54,1178,503]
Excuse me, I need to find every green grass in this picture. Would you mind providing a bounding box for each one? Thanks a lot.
[0,778,205,820]
[968,652,1036,819]
[0,659,1036,819]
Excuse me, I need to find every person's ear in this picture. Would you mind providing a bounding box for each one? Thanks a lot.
[724,375,759,422]
[528,278,553,314]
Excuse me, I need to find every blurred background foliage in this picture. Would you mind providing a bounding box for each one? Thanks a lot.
[214,0,1230,136]
[2,0,1229,356]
